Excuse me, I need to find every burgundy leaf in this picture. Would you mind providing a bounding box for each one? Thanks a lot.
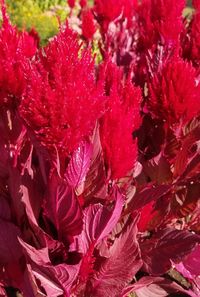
[21,184,72,258]
[8,167,25,224]
[180,153,200,180]
[65,141,93,191]
[44,175,83,244]
[21,185,39,228]
[143,153,172,184]
[83,124,107,203]
[0,140,9,179]
[0,285,6,297]
[173,261,194,280]
[32,270,64,297]
[0,219,22,264]
[141,228,200,275]
[21,169,45,224]
[175,244,200,279]
[128,184,171,212]
[19,238,80,297]
[71,188,125,289]
[18,140,33,177]
[21,266,46,297]
[122,276,195,297]
[183,245,200,277]
[0,197,11,220]
[174,126,200,178]
[79,188,124,253]
[88,215,142,297]
[21,185,49,249]
[122,276,155,296]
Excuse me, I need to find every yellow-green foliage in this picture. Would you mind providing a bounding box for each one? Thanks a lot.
[5,0,69,45]
[34,0,67,11]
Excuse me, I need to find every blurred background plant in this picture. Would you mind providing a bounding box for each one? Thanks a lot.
[5,0,70,45]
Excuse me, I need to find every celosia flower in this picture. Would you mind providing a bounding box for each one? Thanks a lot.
[94,0,123,21]
[68,0,76,8]
[94,0,124,32]
[149,58,199,125]
[136,0,184,50]
[94,0,137,32]
[80,0,87,7]
[28,28,40,49]
[150,0,184,44]
[100,62,141,179]
[81,9,96,41]
[193,0,200,11]
[20,26,105,156]
[136,0,155,51]
[0,3,37,107]
[123,0,138,28]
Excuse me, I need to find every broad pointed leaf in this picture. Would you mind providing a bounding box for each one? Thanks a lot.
[19,239,80,297]
[0,219,22,264]
[88,215,142,297]
[128,184,171,212]
[0,197,11,221]
[83,124,107,202]
[174,126,200,178]
[21,266,46,297]
[174,244,200,279]
[65,141,93,192]
[143,153,172,184]
[79,188,124,253]
[122,276,196,297]
[141,228,200,275]
[44,174,83,244]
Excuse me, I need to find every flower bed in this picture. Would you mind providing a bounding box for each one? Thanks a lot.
[0,0,200,296]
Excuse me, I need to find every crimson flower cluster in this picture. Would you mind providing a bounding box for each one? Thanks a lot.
[20,26,105,157]
[99,62,141,179]
[0,4,37,108]
[0,0,200,296]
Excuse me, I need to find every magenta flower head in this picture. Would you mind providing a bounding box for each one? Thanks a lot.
[80,0,87,8]
[68,0,76,9]
[149,58,199,125]
[100,62,142,179]
[94,0,124,32]
[81,9,96,41]
[193,0,200,11]
[0,1,37,108]
[20,25,105,157]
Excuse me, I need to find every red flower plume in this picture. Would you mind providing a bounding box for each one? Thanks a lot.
[100,62,141,179]
[0,3,37,107]
[150,0,184,44]
[81,9,96,41]
[68,0,75,8]
[193,0,200,11]
[80,0,87,7]
[136,0,184,50]
[20,26,105,156]
[149,58,199,125]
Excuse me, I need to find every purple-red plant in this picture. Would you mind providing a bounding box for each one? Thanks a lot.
[0,1,200,297]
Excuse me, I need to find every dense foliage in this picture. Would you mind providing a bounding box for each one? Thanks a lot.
[0,0,200,296]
